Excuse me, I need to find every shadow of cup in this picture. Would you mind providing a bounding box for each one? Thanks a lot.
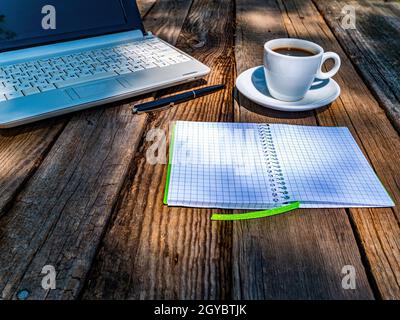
[234,66,332,119]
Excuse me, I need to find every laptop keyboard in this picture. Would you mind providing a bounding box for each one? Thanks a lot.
[0,38,191,102]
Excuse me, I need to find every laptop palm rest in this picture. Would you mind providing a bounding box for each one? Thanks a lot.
[67,79,126,100]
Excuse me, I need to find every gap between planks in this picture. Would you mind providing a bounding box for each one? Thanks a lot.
[233,0,374,300]
[81,0,236,300]
[277,0,400,299]
[0,0,191,300]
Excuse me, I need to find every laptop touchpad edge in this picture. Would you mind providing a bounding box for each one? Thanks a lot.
[68,79,125,100]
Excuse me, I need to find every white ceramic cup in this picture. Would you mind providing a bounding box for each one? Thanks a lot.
[263,38,341,101]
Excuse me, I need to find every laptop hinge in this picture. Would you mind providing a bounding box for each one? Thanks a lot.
[0,30,145,65]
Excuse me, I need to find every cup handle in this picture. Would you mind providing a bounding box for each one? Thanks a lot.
[316,52,341,79]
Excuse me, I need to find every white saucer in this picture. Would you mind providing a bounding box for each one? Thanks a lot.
[236,66,340,112]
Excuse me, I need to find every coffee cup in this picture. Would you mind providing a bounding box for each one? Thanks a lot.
[263,38,341,101]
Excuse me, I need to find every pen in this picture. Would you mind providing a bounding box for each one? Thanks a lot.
[132,84,225,114]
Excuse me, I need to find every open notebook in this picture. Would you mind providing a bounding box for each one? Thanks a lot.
[164,121,394,209]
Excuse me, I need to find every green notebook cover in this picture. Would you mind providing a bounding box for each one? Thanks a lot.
[163,123,176,205]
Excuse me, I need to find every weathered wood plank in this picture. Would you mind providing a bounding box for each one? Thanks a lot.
[0,104,148,300]
[0,119,66,216]
[143,0,193,44]
[0,0,191,300]
[233,0,373,300]
[277,0,400,299]
[0,0,397,301]
[82,0,235,299]
[313,0,400,132]
[138,0,157,17]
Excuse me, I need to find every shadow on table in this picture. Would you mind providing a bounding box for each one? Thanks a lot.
[155,79,208,98]
[0,115,68,138]
[234,88,331,120]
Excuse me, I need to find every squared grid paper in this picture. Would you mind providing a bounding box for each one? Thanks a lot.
[167,121,276,209]
[270,124,394,208]
[167,121,394,209]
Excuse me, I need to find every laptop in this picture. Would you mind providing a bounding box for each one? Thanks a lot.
[0,0,210,128]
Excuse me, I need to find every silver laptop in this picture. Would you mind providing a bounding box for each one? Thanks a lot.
[0,0,210,128]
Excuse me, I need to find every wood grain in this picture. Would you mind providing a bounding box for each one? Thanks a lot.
[0,0,190,300]
[0,0,398,300]
[233,0,373,300]
[138,0,157,17]
[0,119,66,216]
[82,0,235,299]
[0,103,148,300]
[277,0,400,299]
[313,0,400,133]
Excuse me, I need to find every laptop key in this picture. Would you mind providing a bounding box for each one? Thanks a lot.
[4,79,20,86]
[38,84,57,92]
[129,66,144,72]
[15,83,33,91]
[92,68,107,74]
[35,80,50,86]
[54,71,118,89]
[22,87,41,96]
[142,63,157,69]
[5,91,24,100]
[49,75,64,82]
[62,74,79,80]
[116,68,132,75]
[0,86,17,94]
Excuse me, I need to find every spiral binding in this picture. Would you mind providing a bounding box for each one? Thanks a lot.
[258,124,291,204]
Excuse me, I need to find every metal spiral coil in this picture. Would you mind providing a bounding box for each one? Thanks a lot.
[258,124,291,204]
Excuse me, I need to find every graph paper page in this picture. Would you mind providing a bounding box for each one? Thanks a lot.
[167,121,277,209]
[270,124,394,207]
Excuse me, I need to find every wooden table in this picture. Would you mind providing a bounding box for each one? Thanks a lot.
[0,0,399,300]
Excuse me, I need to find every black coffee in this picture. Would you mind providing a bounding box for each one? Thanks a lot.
[272,47,316,57]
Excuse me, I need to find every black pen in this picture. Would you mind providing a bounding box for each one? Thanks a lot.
[132,84,225,114]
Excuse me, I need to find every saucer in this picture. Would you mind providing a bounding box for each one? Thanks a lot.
[235,66,340,112]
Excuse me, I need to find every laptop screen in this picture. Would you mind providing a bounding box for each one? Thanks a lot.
[0,0,145,52]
